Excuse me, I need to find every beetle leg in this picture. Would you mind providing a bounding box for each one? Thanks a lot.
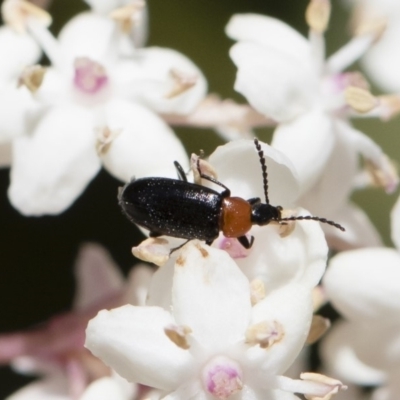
[169,239,191,255]
[149,231,162,237]
[196,159,231,197]
[237,235,254,249]
[174,161,188,182]
[205,239,213,246]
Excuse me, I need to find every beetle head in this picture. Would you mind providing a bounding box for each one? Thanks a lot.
[251,203,282,226]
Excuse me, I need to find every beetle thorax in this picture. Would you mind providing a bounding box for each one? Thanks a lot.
[221,197,253,238]
[251,203,281,226]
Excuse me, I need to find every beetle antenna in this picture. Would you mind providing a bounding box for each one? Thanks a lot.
[279,216,345,231]
[254,138,269,204]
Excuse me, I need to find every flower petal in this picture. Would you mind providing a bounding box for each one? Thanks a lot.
[83,0,122,14]
[208,139,299,207]
[73,243,125,311]
[58,13,116,66]
[324,248,400,322]
[6,375,69,400]
[100,100,188,182]
[8,105,101,215]
[0,26,40,82]
[246,283,313,375]
[113,47,207,114]
[298,119,358,215]
[229,41,316,121]
[362,21,400,92]
[0,142,12,167]
[226,14,310,64]
[0,84,41,143]
[234,211,328,290]
[321,320,386,385]
[172,241,252,351]
[272,110,335,195]
[391,194,400,250]
[80,376,136,400]
[85,305,194,390]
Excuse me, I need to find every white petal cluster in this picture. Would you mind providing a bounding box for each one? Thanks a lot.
[321,195,400,399]
[0,0,207,215]
[346,0,400,92]
[226,10,397,249]
[85,140,348,399]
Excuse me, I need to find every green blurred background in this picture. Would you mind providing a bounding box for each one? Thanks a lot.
[0,0,399,397]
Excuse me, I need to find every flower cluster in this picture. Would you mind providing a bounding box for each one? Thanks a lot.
[0,0,400,399]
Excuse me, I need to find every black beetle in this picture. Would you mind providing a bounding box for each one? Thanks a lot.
[118,138,344,249]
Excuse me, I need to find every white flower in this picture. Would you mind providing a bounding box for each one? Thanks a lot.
[0,23,41,160]
[346,0,400,92]
[86,241,345,400]
[320,194,400,399]
[1,0,207,215]
[226,3,397,248]
[0,243,151,399]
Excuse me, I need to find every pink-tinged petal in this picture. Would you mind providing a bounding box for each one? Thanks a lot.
[0,26,41,82]
[323,202,382,251]
[321,320,386,385]
[230,42,316,122]
[85,305,194,390]
[324,248,400,322]
[0,143,12,167]
[80,376,136,400]
[272,111,335,195]
[58,13,116,66]
[100,100,188,182]
[391,194,400,251]
[113,47,207,115]
[235,212,328,290]
[0,84,41,143]
[6,374,69,400]
[73,243,125,311]
[208,139,299,207]
[8,105,101,215]
[246,284,313,375]
[171,241,251,351]
[226,14,310,64]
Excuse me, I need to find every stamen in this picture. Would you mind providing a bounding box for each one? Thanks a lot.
[245,320,284,349]
[354,16,387,41]
[345,86,379,114]
[165,68,198,98]
[2,0,51,34]
[18,65,46,93]
[131,237,170,267]
[191,153,217,185]
[312,286,327,312]
[377,95,400,120]
[306,315,330,345]
[300,373,347,400]
[305,0,331,34]
[202,356,243,399]
[250,279,266,305]
[164,324,192,350]
[109,1,146,34]
[95,126,121,155]
[364,157,399,194]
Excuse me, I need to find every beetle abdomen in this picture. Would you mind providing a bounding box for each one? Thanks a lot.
[119,178,223,241]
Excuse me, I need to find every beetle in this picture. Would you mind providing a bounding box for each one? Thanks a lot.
[118,138,344,249]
